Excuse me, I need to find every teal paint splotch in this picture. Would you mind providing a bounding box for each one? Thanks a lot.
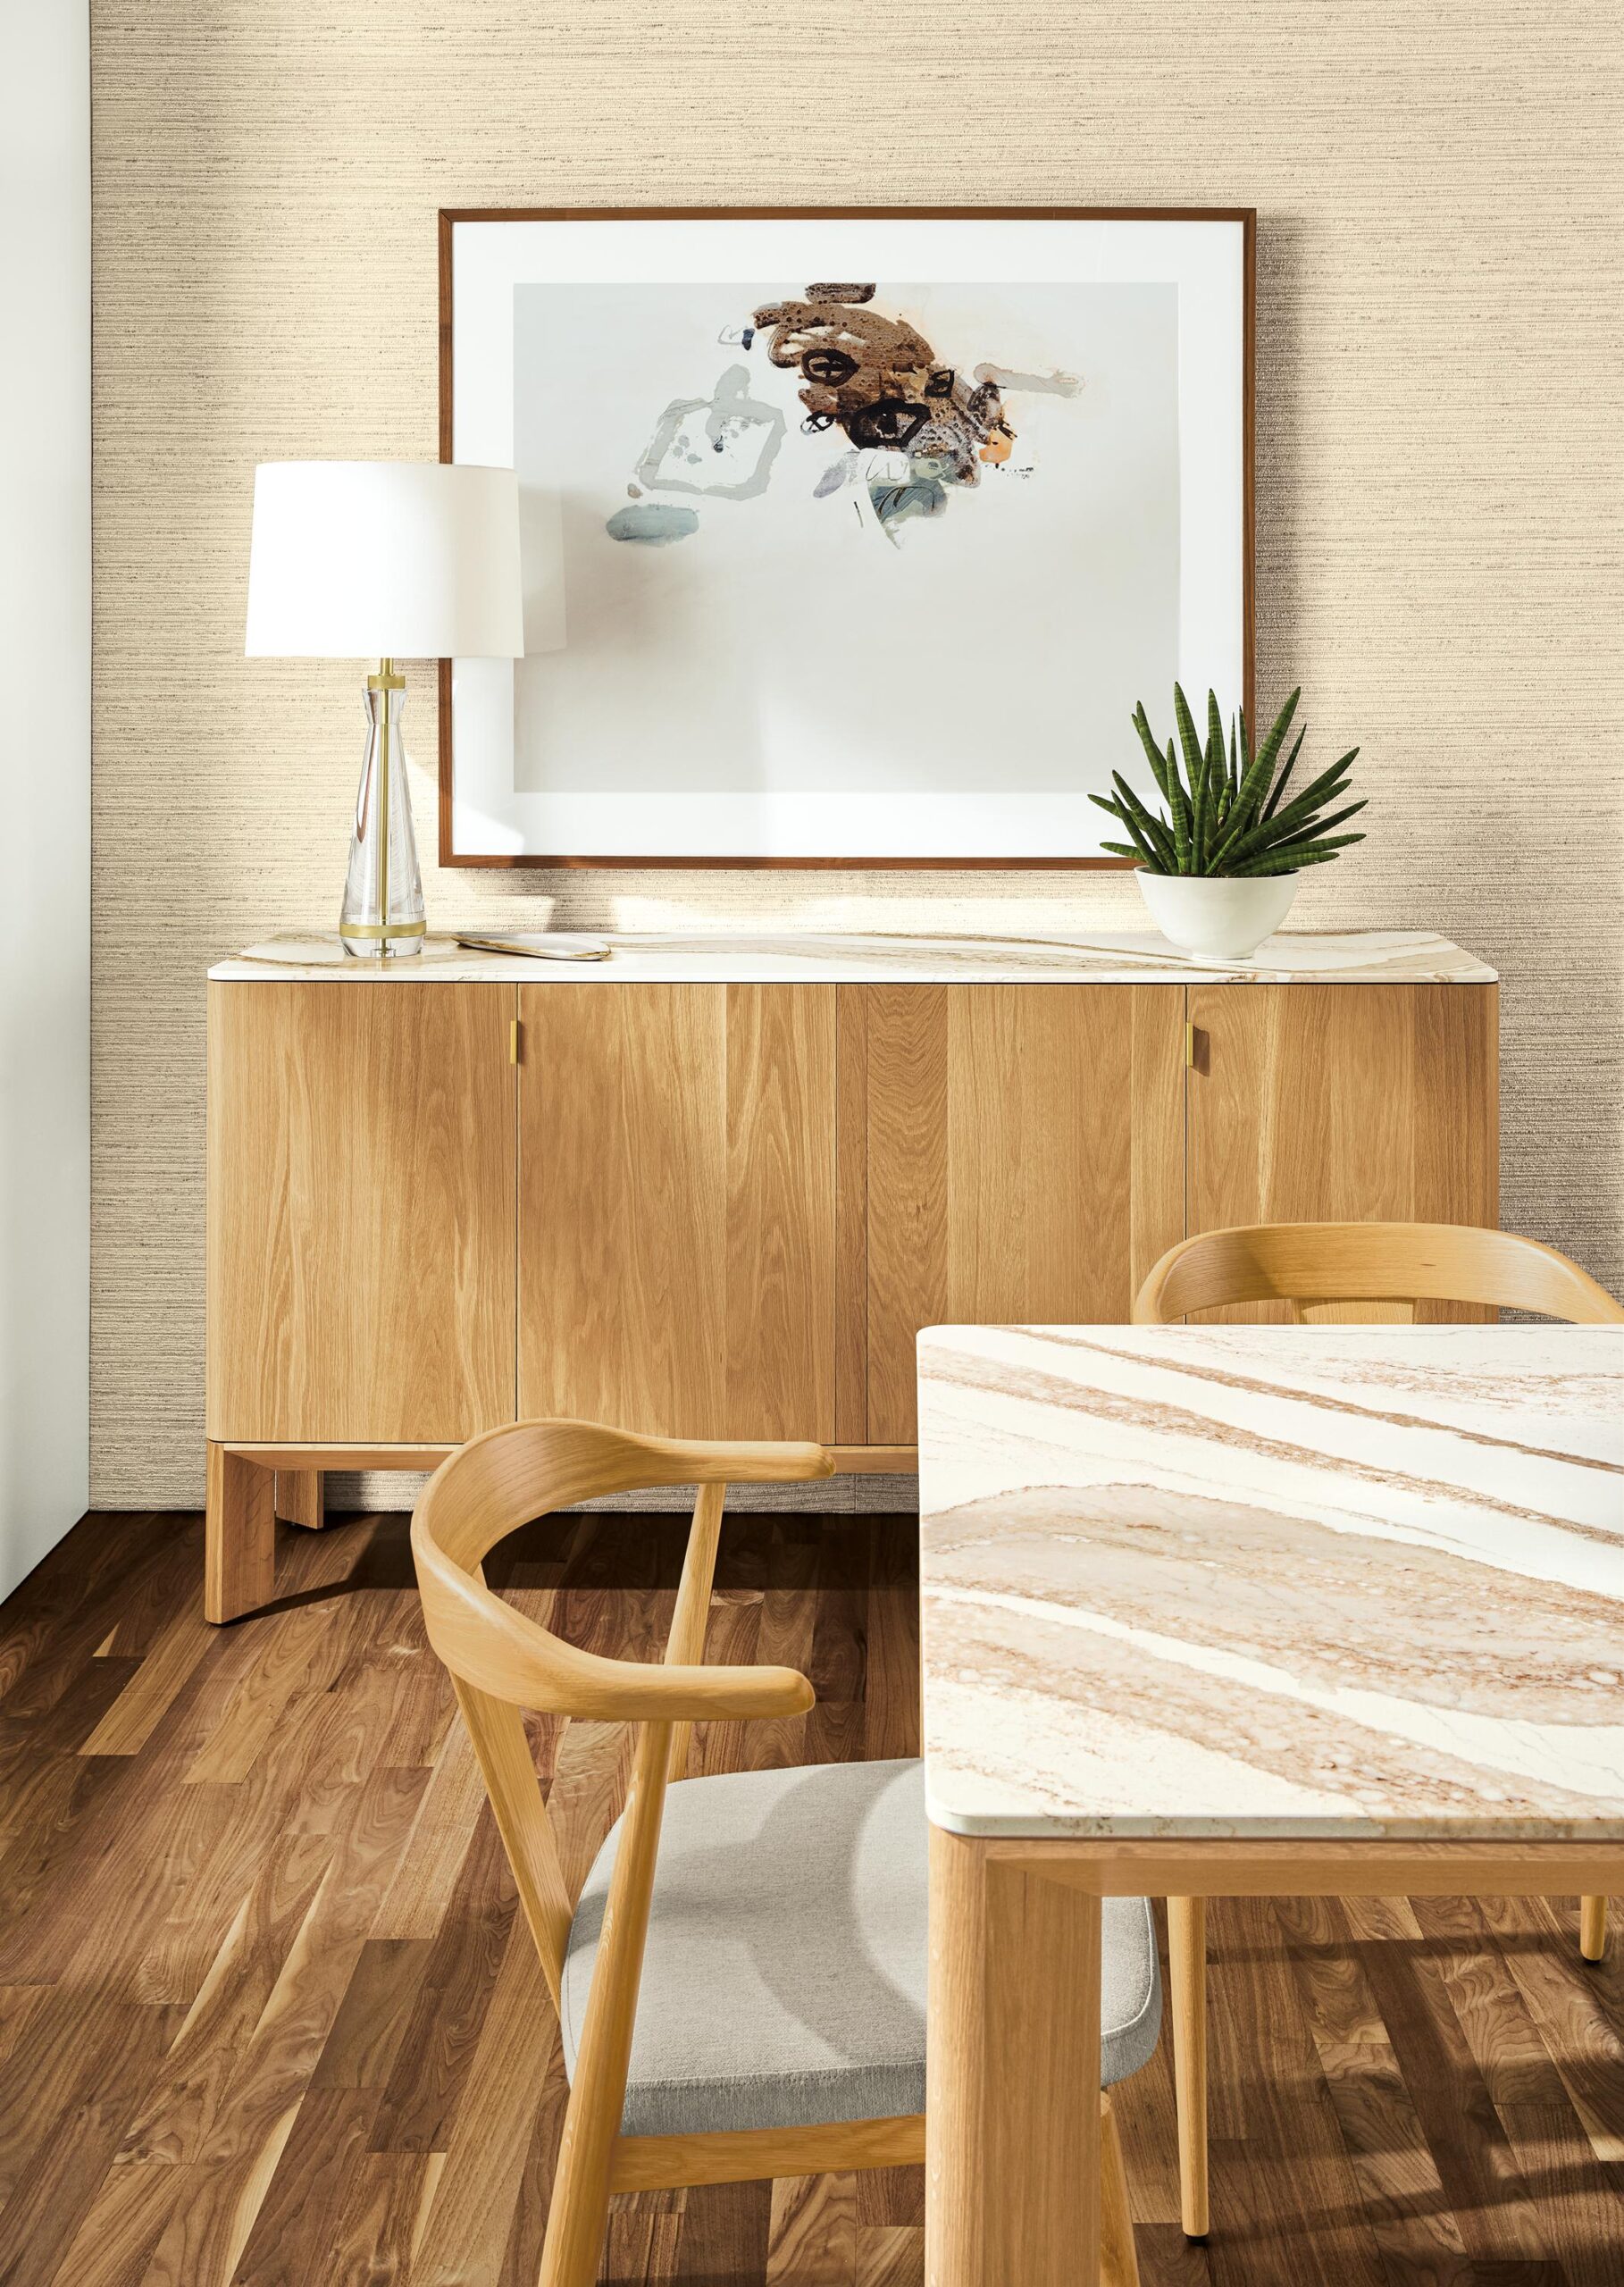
[869,475,947,532]
[605,503,700,545]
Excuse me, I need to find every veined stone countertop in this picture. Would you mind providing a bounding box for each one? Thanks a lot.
[210,927,1496,986]
[916,1325,1624,1841]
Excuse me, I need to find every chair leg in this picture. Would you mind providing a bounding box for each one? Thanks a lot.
[1100,2093,1142,2287]
[1168,1896,1209,2239]
[1580,1895,1607,1962]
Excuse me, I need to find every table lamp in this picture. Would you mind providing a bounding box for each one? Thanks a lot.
[245,461,523,957]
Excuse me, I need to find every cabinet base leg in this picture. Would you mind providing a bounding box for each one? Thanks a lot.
[205,1443,276,1623]
[274,1469,326,1530]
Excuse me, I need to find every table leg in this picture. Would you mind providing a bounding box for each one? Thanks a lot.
[927,1827,1101,2287]
[274,1468,326,1530]
[205,1443,275,1623]
[1168,1896,1209,2237]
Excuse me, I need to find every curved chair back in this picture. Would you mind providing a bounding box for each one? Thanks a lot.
[1134,1221,1624,1328]
[413,1418,833,2287]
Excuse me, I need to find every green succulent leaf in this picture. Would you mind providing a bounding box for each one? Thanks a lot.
[1234,834,1365,876]
[1132,703,1171,800]
[1115,686,1361,879]
[1262,726,1306,821]
[1173,683,1206,791]
[1260,799,1369,856]
[1110,772,1176,868]
[1168,740,1192,873]
[1252,686,1302,784]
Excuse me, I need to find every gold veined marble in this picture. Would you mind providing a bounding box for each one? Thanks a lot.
[212,926,1495,987]
[917,1326,1624,1839]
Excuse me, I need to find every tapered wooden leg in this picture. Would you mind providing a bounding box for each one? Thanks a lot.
[205,1443,275,1623]
[273,1469,325,1530]
[1168,1895,1210,2238]
[1100,2094,1142,2287]
[927,1828,1101,2287]
[539,1722,671,2287]
[1580,1894,1607,1962]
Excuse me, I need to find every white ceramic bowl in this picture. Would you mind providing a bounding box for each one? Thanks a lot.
[1134,869,1300,961]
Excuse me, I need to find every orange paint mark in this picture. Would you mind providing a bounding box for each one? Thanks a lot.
[979,429,1014,465]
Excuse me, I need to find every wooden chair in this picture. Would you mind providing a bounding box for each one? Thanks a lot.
[412,1416,1163,2287]
[1134,1219,1624,2240]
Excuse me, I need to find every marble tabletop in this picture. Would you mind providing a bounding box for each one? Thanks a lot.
[917,1325,1624,1842]
[210,927,1495,986]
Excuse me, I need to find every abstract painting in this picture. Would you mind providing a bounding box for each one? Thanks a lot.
[605,282,1084,546]
[440,210,1252,867]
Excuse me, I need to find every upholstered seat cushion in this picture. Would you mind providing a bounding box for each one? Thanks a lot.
[561,1756,1160,2140]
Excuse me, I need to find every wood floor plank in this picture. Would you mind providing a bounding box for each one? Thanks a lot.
[407,1923,560,2287]
[767,2171,858,2285]
[79,1610,218,1758]
[370,1721,490,1944]
[0,1510,1620,2287]
[117,1846,329,2165]
[312,1937,438,2095]
[605,2185,686,2285]
[325,2149,439,2287]
[674,2177,774,2285]
[0,1996,180,2287]
[133,2123,304,2287]
[42,2156,180,2287]
[1358,1932,1553,2266]
[182,1603,346,1787]
[370,1809,517,2153]
[0,1515,188,1716]
[197,1766,427,2167]
[1275,1891,1472,2281]
[230,2085,384,2287]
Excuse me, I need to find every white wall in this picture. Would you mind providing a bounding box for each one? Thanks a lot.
[0,0,90,1596]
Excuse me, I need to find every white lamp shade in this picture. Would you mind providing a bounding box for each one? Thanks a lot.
[245,461,524,658]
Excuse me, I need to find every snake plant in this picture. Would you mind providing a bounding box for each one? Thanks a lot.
[1091,685,1365,877]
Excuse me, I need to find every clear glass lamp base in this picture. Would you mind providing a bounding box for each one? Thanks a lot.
[340,665,426,959]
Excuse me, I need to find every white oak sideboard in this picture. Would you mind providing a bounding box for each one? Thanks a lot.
[204,929,1498,1619]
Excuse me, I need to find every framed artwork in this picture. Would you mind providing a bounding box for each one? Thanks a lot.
[439,206,1254,869]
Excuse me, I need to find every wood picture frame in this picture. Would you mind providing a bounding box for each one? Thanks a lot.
[438,205,1256,871]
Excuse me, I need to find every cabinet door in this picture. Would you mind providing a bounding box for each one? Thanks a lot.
[1188,984,1499,1319]
[862,985,1186,1444]
[518,984,836,1439]
[206,982,517,1441]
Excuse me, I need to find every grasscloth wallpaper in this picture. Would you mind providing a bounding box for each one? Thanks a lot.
[91,2,1621,1507]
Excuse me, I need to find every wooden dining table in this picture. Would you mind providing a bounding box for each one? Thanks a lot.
[917,1321,1624,2285]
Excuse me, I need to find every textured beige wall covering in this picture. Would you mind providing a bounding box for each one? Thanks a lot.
[91,2,1622,1507]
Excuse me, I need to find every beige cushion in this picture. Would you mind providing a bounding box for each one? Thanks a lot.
[562,1756,1161,2139]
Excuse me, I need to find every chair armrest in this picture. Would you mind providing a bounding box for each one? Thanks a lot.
[646,1435,835,1486]
[421,1552,814,1721]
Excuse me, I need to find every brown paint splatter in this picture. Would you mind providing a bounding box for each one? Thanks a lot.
[750,287,1016,484]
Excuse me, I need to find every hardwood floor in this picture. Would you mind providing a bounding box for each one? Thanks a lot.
[1,1504,1620,2287]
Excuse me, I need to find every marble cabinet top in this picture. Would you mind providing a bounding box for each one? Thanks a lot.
[210,927,1495,986]
[917,1325,1624,1842]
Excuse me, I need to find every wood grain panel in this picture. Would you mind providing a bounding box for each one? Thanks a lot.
[205,982,516,1443]
[865,987,950,1444]
[517,984,836,1440]
[833,987,870,1446]
[865,986,1186,1442]
[1188,984,1499,1322]
[724,985,837,1440]
[517,984,727,1436]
